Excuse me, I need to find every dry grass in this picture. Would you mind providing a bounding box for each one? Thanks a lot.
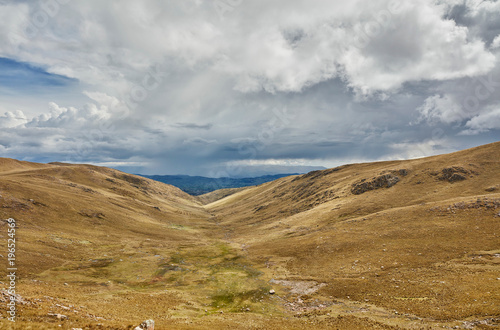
[1,142,499,328]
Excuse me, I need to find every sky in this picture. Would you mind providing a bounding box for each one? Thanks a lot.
[0,0,499,177]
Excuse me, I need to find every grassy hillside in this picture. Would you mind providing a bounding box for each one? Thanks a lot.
[205,142,500,327]
[1,142,499,329]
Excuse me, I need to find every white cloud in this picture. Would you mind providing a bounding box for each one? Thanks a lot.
[461,106,500,135]
[389,139,454,160]
[0,110,28,128]
[340,1,495,95]
[416,94,467,124]
[26,101,112,128]
[0,0,495,98]
[492,35,500,50]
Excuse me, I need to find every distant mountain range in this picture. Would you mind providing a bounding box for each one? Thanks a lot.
[136,174,297,195]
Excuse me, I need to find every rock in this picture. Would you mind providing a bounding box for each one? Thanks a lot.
[351,173,400,195]
[0,290,29,305]
[448,173,466,182]
[55,303,70,310]
[439,167,469,183]
[398,169,409,176]
[135,319,154,330]
[48,313,67,320]
[269,289,275,295]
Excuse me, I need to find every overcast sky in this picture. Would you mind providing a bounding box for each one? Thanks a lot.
[0,0,499,177]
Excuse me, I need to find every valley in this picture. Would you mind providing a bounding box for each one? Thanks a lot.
[0,142,499,329]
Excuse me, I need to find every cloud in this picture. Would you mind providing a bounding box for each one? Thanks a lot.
[25,102,111,128]
[0,0,498,176]
[0,110,28,128]
[0,0,495,97]
[389,138,455,160]
[416,94,466,124]
[174,123,213,130]
[183,137,217,145]
[492,35,500,49]
[341,1,495,95]
[461,106,500,135]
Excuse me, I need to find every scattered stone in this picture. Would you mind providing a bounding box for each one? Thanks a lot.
[0,290,30,305]
[462,318,500,329]
[55,303,70,310]
[48,313,67,320]
[430,198,500,214]
[269,289,275,295]
[78,210,105,219]
[269,279,326,295]
[135,319,154,330]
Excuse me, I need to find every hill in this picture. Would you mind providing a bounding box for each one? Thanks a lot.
[0,142,499,329]
[137,174,299,195]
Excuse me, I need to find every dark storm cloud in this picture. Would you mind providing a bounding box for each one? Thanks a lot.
[173,123,213,130]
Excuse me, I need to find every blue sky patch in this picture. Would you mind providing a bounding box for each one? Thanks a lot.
[0,57,78,93]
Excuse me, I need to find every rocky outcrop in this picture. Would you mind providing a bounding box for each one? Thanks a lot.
[438,166,469,183]
[351,173,401,195]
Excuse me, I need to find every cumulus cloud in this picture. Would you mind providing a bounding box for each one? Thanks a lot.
[462,106,500,135]
[492,35,500,49]
[0,110,28,128]
[0,0,495,97]
[416,94,466,124]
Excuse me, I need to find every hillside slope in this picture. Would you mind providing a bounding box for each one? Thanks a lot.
[0,160,222,328]
[205,142,500,327]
